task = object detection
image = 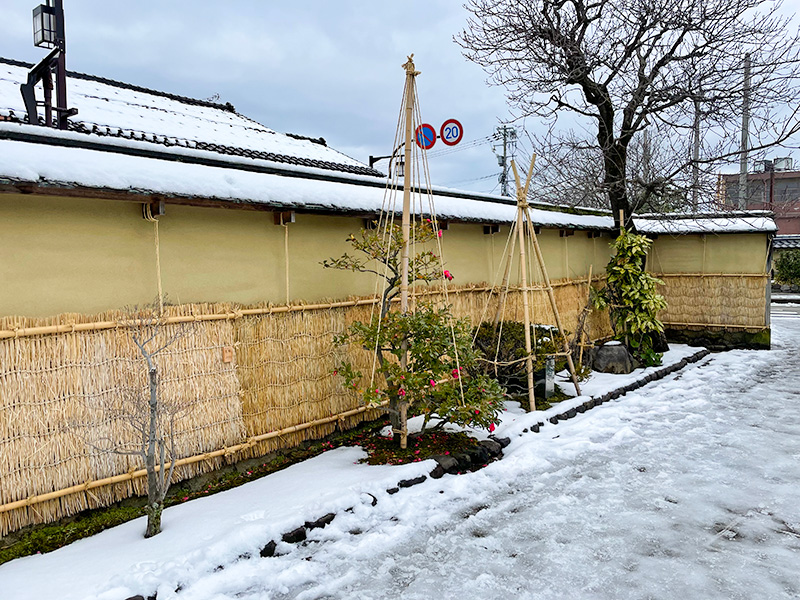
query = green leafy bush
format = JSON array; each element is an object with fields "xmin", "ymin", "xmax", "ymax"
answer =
[
  {"xmin": 774, "ymin": 249, "xmax": 800, "ymax": 285},
  {"xmin": 592, "ymin": 228, "xmax": 667, "ymax": 366},
  {"xmin": 335, "ymin": 304, "xmax": 505, "ymax": 433}
]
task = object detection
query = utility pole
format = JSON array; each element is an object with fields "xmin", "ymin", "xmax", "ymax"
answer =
[
  {"xmin": 494, "ymin": 126, "xmax": 517, "ymax": 197},
  {"xmin": 738, "ymin": 53, "xmax": 751, "ymax": 210}
]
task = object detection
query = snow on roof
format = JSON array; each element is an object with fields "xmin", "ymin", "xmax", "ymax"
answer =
[
  {"xmin": 0, "ymin": 137, "xmax": 778, "ymax": 234},
  {"xmin": 0, "ymin": 57, "xmax": 777, "ymax": 235},
  {"xmin": 0, "ymin": 137, "xmax": 608, "ymax": 228},
  {"xmin": 635, "ymin": 213, "xmax": 778, "ymax": 235},
  {"xmin": 0, "ymin": 57, "xmax": 379, "ymax": 177}
]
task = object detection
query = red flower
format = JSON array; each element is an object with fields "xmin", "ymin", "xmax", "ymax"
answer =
[
  {"xmin": 489, "ymin": 423, "xmax": 496, "ymax": 433},
  {"xmin": 443, "ymin": 270, "xmax": 454, "ymax": 281},
  {"xmin": 399, "ymin": 388, "xmax": 406, "ymax": 397},
  {"xmin": 430, "ymin": 379, "xmax": 436, "ymax": 387}
]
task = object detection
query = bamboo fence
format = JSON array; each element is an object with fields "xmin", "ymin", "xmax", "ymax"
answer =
[{"xmin": 0, "ymin": 273, "xmax": 764, "ymax": 535}]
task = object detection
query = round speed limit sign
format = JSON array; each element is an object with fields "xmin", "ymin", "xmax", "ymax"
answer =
[{"xmin": 440, "ymin": 119, "xmax": 463, "ymax": 146}]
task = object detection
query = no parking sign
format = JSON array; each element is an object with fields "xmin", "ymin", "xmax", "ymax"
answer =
[{"xmin": 415, "ymin": 123, "xmax": 436, "ymax": 150}]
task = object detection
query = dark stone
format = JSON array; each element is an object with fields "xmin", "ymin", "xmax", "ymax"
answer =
[
  {"xmin": 305, "ymin": 513, "xmax": 336, "ymax": 530},
  {"xmin": 148, "ymin": 595, "xmax": 157, "ymax": 600},
  {"xmin": 281, "ymin": 527, "xmax": 306, "ymax": 544},
  {"xmin": 650, "ymin": 329, "xmax": 670, "ymax": 353},
  {"xmin": 583, "ymin": 400, "xmax": 595, "ymax": 411},
  {"xmin": 479, "ymin": 439, "xmax": 503, "ymax": 457},
  {"xmin": 489, "ymin": 435, "xmax": 511, "ymax": 448},
  {"xmin": 466, "ymin": 445, "xmax": 491, "ymax": 466},
  {"xmin": 433, "ymin": 455, "xmax": 460, "ymax": 474},
  {"xmin": 125, "ymin": 596, "xmax": 145, "ymax": 600},
  {"xmin": 566, "ymin": 408, "xmax": 578, "ymax": 418},
  {"xmin": 430, "ymin": 464, "xmax": 445, "ymax": 479},
  {"xmin": 387, "ymin": 487, "xmax": 399, "ymax": 495},
  {"xmin": 549, "ymin": 416, "xmax": 559, "ymax": 425},
  {"xmin": 260, "ymin": 541, "xmax": 277, "ymax": 558},
  {"xmin": 452, "ymin": 452, "xmax": 473, "ymax": 472},
  {"xmin": 609, "ymin": 390, "xmax": 621, "ymax": 400},
  {"xmin": 398, "ymin": 475, "xmax": 427, "ymax": 488},
  {"xmin": 678, "ymin": 358, "xmax": 688, "ymax": 368},
  {"xmin": 557, "ymin": 412, "xmax": 569, "ymax": 421},
  {"xmin": 592, "ymin": 343, "xmax": 637, "ymax": 374},
  {"xmin": 531, "ymin": 423, "xmax": 541, "ymax": 433},
  {"xmin": 576, "ymin": 404, "xmax": 586, "ymax": 413}
]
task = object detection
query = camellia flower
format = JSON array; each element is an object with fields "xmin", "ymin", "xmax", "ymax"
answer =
[
  {"xmin": 437, "ymin": 230, "xmax": 443, "ymax": 238},
  {"xmin": 475, "ymin": 409, "xmax": 480, "ymax": 415},
  {"xmin": 398, "ymin": 388, "xmax": 406, "ymax": 397},
  {"xmin": 443, "ymin": 269, "xmax": 454, "ymax": 281},
  {"xmin": 452, "ymin": 369, "xmax": 459, "ymax": 379},
  {"xmin": 430, "ymin": 379, "xmax": 436, "ymax": 387},
  {"xmin": 489, "ymin": 423, "xmax": 496, "ymax": 433}
]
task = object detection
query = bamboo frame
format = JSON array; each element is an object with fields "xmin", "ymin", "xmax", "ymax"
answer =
[
  {"xmin": 0, "ymin": 402, "xmax": 387, "ymax": 515},
  {"xmin": 651, "ymin": 273, "xmax": 767, "ymax": 278},
  {"xmin": 661, "ymin": 321, "xmax": 768, "ymax": 330}
]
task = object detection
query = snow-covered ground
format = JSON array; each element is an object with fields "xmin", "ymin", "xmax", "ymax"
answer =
[{"xmin": 2, "ymin": 316, "xmax": 799, "ymax": 600}]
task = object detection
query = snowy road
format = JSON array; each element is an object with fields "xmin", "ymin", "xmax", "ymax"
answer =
[
  {"xmin": 2, "ymin": 317, "xmax": 799, "ymax": 599},
  {"xmin": 238, "ymin": 317, "xmax": 800, "ymax": 600}
]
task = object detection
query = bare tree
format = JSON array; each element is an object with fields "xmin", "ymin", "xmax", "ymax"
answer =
[
  {"xmin": 90, "ymin": 303, "xmax": 191, "ymax": 538},
  {"xmin": 459, "ymin": 0, "xmax": 800, "ymax": 227}
]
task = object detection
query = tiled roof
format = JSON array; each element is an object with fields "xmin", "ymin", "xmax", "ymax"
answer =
[
  {"xmin": 774, "ymin": 235, "xmax": 800, "ymax": 249},
  {"xmin": 0, "ymin": 57, "xmax": 382, "ymax": 178}
]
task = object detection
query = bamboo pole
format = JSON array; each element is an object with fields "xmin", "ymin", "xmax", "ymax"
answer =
[
  {"xmin": 525, "ymin": 204, "xmax": 582, "ymax": 396},
  {"xmin": 578, "ymin": 265, "xmax": 593, "ymax": 367},
  {"xmin": 492, "ymin": 219, "xmax": 519, "ymax": 329},
  {"xmin": 510, "ymin": 160, "xmax": 536, "ymax": 412},
  {"xmin": 661, "ymin": 321, "xmax": 768, "ymax": 330},
  {"xmin": 650, "ymin": 273, "xmax": 767, "ymax": 278},
  {"xmin": 0, "ymin": 282, "xmax": 605, "ymax": 341},
  {"xmin": 0, "ymin": 402, "xmax": 388, "ymax": 515},
  {"xmin": 397, "ymin": 55, "xmax": 419, "ymax": 451}
]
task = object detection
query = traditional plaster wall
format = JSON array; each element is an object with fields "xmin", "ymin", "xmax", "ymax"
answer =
[{"xmin": 0, "ymin": 195, "xmax": 617, "ymax": 318}]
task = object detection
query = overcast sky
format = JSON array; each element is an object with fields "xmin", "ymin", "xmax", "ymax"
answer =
[{"xmin": 1, "ymin": 1, "xmax": 530, "ymax": 194}]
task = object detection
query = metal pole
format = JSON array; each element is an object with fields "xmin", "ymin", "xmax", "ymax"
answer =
[{"xmin": 53, "ymin": 0, "xmax": 68, "ymax": 130}]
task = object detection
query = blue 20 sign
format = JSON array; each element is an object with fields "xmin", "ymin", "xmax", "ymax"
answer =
[{"xmin": 440, "ymin": 119, "xmax": 463, "ymax": 146}]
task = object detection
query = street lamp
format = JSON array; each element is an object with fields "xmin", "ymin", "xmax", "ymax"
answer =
[
  {"xmin": 22, "ymin": 0, "xmax": 75, "ymax": 129},
  {"xmin": 32, "ymin": 3, "xmax": 57, "ymax": 48},
  {"xmin": 369, "ymin": 143, "xmax": 405, "ymax": 178}
]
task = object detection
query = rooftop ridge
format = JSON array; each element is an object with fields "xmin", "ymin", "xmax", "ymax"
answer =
[{"xmin": 0, "ymin": 56, "xmax": 235, "ymax": 113}]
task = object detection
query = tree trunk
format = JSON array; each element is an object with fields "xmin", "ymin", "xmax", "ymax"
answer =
[
  {"xmin": 144, "ymin": 362, "xmax": 163, "ymax": 537},
  {"xmin": 144, "ymin": 501, "xmax": 163, "ymax": 538},
  {"xmin": 604, "ymin": 142, "xmax": 632, "ymax": 232}
]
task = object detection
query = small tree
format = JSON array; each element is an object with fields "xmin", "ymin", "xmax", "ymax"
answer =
[
  {"xmin": 335, "ymin": 304, "xmax": 505, "ymax": 434},
  {"xmin": 324, "ymin": 222, "xmax": 504, "ymax": 443},
  {"xmin": 592, "ymin": 229, "xmax": 668, "ymax": 366},
  {"xmin": 90, "ymin": 303, "xmax": 191, "ymax": 538}
]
